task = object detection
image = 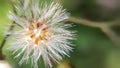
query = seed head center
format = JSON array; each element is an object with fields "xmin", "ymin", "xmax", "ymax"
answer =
[{"xmin": 26, "ymin": 22, "xmax": 51, "ymax": 46}]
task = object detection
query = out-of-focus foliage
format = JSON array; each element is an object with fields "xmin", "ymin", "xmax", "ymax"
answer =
[
  {"xmin": 0, "ymin": 0, "xmax": 120, "ymax": 68},
  {"xmin": 0, "ymin": 0, "xmax": 11, "ymax": 45}
]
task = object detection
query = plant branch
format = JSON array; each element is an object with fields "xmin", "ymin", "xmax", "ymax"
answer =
[
  {"xmin": 68, "ymin": 17, "xmax": 120, "ymax": 28},
  {"xmin": 68, "ymin": 17, "xmax": 120, "ymax": 46},
  {"xmin": 101, "ymin": 26, "xmax": 120, "ymax": 47},
  {"xmin": 68, "ymin": 17, "xmax": 105, "ymax": 28}
]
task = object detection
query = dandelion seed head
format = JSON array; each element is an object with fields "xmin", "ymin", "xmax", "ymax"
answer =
[{"xmin": 8, "ymin": 0, "xmax": 75, "ymax": 68}]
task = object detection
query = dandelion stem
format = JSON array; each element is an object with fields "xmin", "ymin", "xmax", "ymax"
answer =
[{"xmin": 0, "ymin": 21, "xmax": 16, "ymax": 60}]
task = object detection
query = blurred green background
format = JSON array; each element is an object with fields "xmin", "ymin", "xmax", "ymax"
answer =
[{"xmin": 0, "ymin": 0, "xmax": 120, "ymax": 68}]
